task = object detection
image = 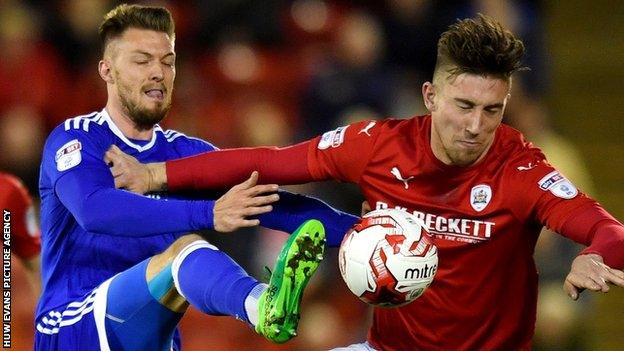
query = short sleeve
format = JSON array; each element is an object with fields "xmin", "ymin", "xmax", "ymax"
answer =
[{"xmin": 307, "ymin": 120, "xmax": 381, "ymax": 183}]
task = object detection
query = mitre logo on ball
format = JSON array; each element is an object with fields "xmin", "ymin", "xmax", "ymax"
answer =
[{"xmin": 339, "ymin": 208, "xmax": 438, "ymax": 307}]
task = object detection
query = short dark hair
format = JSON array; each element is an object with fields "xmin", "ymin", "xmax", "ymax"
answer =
[
  {"xmin": 99, "ymin": 4, "xmax": 175, "ymax": 53},
  {"xmin": 434, "ymin": 14, "xmax": 525, "ymax": 81}
]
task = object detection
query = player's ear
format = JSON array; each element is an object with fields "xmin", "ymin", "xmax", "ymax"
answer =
[
  {"xmin": 98, "ymin": 59, "xmax": 114, "ymax": 84},
  {"xmin": 422, "ymin": 82, "xmax": 437, "ymax": 112}
]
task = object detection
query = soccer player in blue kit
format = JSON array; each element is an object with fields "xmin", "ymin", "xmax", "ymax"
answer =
[{"xmin": 35, "ymin": 4, "xmax": 357, "ymax": 350}]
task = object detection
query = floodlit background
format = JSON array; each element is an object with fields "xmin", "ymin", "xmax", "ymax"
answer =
[{"xmin": 2, "ymin": 0, "xmax": 622, "ymax": 350}]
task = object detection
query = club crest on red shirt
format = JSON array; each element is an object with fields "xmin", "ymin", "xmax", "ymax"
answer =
[{"xmin": 470, "ymin": 184, "xmax": 492, "ymax": 212}]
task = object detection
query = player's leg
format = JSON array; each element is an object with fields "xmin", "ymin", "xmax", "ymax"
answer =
[
  {"xmin": 101, "ymin": 219, "xmax": 326, "ymax": 348},
  {"xmin": 95, "ymin": 233, "xmax": 254, "ymax": 350},
  {"xmin": 101, "ymin": 257, "xmax": 185, "ymax": 351},
  {"xmin": 101, "ymin": 233, "xmax": 264, "ymax": 350},
  {"xmin": 35, "ymin": 254, "xmax": 186, "ymax": 351},
  {"xmin": 172, "ymin": 220, "xmax": 327, "ymax": 343},
  {"xmin": 254, "ymin": 219, "xmax": 326, "ymax": 343}
]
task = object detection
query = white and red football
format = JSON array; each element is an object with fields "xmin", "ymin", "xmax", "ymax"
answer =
[{"xmin": 338, "ymin": 208, "xmax": 438, "ymax": 307}]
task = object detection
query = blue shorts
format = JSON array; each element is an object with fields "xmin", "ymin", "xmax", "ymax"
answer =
[{"xmin": 35, "ymin": 259, "xmax": 183, "ymax": 350}]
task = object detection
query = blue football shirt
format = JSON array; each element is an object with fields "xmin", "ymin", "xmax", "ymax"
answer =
[{"xmin": 37, "ymin": 108, "xmax": 357, "ymax": 322}]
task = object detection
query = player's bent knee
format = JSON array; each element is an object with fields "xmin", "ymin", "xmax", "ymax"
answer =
[
  {"xmin": 169, "ymin": 237, "xmax": 218, "ymax": 299},
  {"xmin": 169, "ymin": 233, "xmax": 206, "ymax": 252},
  {"xmin": 144, "ymin": 234, "xmax": 217, "ymax": 312},
  {"xmin": 165, "ymin": 233, "xmax": 207, "ymax": 259}
]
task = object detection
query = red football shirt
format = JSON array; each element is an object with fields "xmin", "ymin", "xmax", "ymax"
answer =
[
  {"xmin": 307, "ymin": 116, "xmax": 598, "ymax": 351},
  {"xmin": 0, "ymin": 172, "xmax": 41, "ymax": 260}
]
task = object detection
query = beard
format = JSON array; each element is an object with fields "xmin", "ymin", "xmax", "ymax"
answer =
[
  {"xmin": 119, "ymin": 91, "xmax": 171, "ymax": 130},
  {"xmin": 115, "ymin": 75, "xmax": 172, "ymax": 130}
]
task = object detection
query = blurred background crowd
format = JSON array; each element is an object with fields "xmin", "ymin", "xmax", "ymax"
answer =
[{"xmin": 1, "ymin": 0, "xmax": 623, "ymax": 350}]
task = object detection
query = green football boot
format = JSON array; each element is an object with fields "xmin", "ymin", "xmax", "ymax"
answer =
[{"xmin": 255, "ymin": 219, "xmax": 326, "ymax": 343}]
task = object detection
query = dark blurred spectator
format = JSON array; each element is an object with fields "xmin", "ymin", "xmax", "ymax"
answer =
[
  {"xmin": 40, "ymin": 0, "xmax": 110, "ymax": 68},
  {"xmin": 299, "ymin": 10, "xmax": 395, "ymax": 138},
  {"xmin": 0, "ymin": 106, "xmax": 46, "ymax": 189},
  {"xmin": 193, "ymin": 0, "xmax": 284, "ymax": 50},
  {"xmin": 0, "ymin": 1, "xmax": 69, "ymax": 131},
  {"xmin": 381, "ymin": 0, "xmax": 472, "ymax": 74},
  {"xmin": 237, "ymin": 97, "xmax": 294, "ymax": 147},
  {"xmin": 190, "ymin": 39, "xmax": 304, "ymax": 147},
  {"xmin": 37, "ymin": 0, "xmax": 109, "ymax": 118}
]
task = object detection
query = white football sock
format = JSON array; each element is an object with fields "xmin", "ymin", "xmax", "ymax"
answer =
[{"xmin": 244, "ymin": 283, "xmax": 268, "ymax": 326}]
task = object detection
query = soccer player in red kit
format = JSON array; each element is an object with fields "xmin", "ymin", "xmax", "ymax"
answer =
[
  {"xmin": 105, "ymin": 15, "xmax": 624, "ymax": 350},
  {"xmin": 0, "ymin": 172, "xmax": 41, "ymax": 293}
]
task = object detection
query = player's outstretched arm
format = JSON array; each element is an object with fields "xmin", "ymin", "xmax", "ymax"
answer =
[
  {"xmin": 104, "ymin": 147, "xmax": 357, "ymax": 242},
  {"xmin": 564, "ymin": 253, "xmax": 624, "ymax": 300},
  {"xmin": 538, "ymin": 197, "xmax": 624, "ymax": 300},
  {"xmin": 57, "ymin": 164, "xmax": 278, "ymax": 236},
  {"xmin": 105, "ymin": 141, "xmax": 314, "ymax": 193}
]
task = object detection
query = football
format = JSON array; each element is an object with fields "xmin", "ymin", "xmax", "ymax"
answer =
[{"xmin": 338, "ymin": 208, "xmax": 438, "ymax": 307}]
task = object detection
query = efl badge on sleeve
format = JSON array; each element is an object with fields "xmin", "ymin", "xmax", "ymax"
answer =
[
  {"xmin": 538, "ymin": 171, "xmax": 578, "ymax": 199},
  {"xmin": 470, "ymin": 184, "xmax": 492, "ymax": 212},
  {"xmin": 55, "ymin": 139, "xmax": 82, "ymax": 171},
  {"xmin": 318, "ymin": 126, "xmax": 349, "ymax": 150}
]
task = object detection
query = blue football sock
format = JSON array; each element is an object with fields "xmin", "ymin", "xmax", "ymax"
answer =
[
  {"xmin": 105, "ymin": 259, "xmax": 183, "ymax": 351},
  {"xmin": 171, "ymin": 240, "xmax": 260, "ymax": 323}
]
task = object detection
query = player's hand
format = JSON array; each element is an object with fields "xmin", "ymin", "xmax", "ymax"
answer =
[
  {"xmin": 361, "ymin": 201, "xmax": 372, "ymax": 216},
  {"xmin": 104, "ymin": 145, "xmax": 165, "ymax": 194},
  {"xmin": 214, "ymin": 171, "xmax": 279, "ymax": 232},
  {"xmin": 563, "ymin": 253, "xmax": 624, "ymax": 300}
]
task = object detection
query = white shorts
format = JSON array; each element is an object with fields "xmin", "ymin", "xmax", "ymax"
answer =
[{"xmin": 330, "ymin": 341, "xmax": 377, "ymax": 351}]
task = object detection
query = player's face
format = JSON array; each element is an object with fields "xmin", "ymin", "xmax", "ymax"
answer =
[
  {"xmin": 109, "ymin": 28, "xmax": 176, "ymax": 128},
  {"xmin": 423, "ymin": 73, "xmax": 510, "ymax": 166}
]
